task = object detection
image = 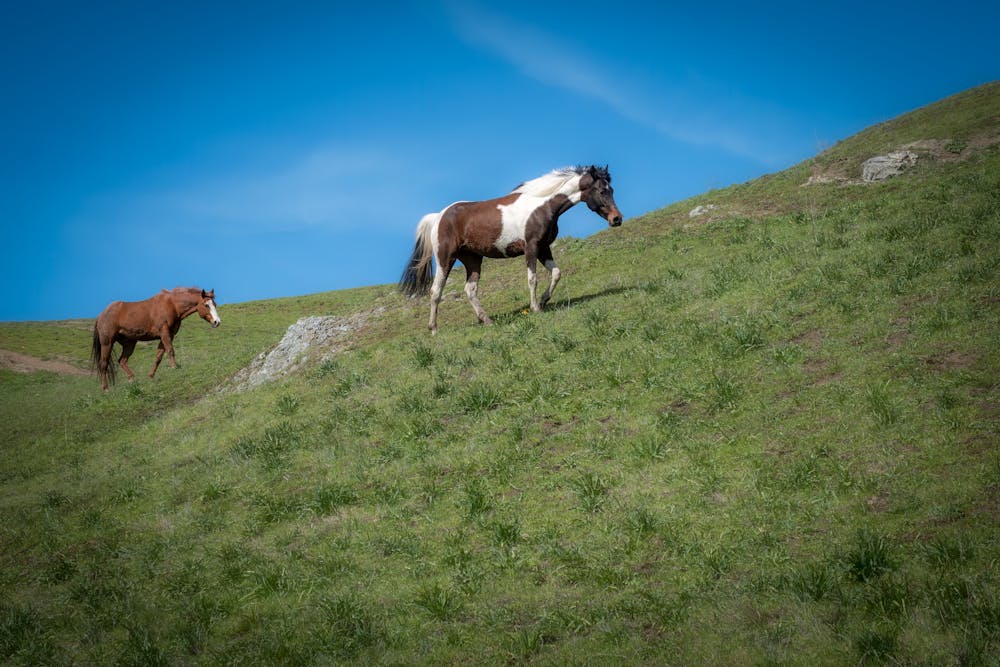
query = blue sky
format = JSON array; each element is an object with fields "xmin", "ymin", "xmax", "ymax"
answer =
[{"xmin": 2, "ymin": 1, "xmax": 997, "ymax": 321}]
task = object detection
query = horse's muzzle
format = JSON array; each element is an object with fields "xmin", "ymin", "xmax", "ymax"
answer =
[
  {"xmin": 609, "ymin": 215, "xmax": 623, "ymax": 227},
  {"xmin": 212, "ymin": 321, "xmax": 221, "ymax": 328}
]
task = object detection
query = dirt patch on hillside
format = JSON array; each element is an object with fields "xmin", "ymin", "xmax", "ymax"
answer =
[
  {"xmin": 901, "ymin": 130, "xmax": 1000, "ymax": 161},
  {"xmin": 0, "ymin": 349, "xmax": 89, "ymax": 376}
]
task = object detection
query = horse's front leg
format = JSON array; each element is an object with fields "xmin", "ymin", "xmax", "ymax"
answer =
[
  {"xmin": 526, "ymin": 249, "xmax": 542, "ymax": 312},
  {"xmin": 538, "ymin": 245, "xmax": 561, "ymax": 309},
  {"xmin": 149, "ymin": 340, "xmax": 166, "ymax": 378},
  {"xmin": 164, "ymin": 329, "xmax": 180, "ymax": 368},
  {"xmin": 150, "ymin": 331, "xmax": 177, "ymax": 378}
]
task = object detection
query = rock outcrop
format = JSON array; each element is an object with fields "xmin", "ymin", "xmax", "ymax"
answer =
[
  {"xmin": 861, "ymin": 151, "xmax": 919, "ymax": 182},
  {"xmin": 230, "ymin": 310, "xmax": 377, "ymax": 391}
]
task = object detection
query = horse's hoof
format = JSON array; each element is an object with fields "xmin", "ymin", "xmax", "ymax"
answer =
[{"xmin": 481, "ymin": 317, "xmax": 494, "ymax": 326}]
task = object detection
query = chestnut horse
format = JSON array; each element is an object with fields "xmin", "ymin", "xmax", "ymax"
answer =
[
  {"xmin": 400, "ymin": 165, "xmax": 623, "ymax": 333},
  {"xmin": 91, "ymin": 287, "xmax": 221, "ymax": 391}
]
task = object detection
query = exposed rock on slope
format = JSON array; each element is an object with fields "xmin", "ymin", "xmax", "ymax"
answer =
[
  {"xmin": 861, "ymin": 150, "xmax": 919, "ymax": 181},
  {"xmin": 230, "ymin": 310, "xmax": 378, "ymax": 391}
]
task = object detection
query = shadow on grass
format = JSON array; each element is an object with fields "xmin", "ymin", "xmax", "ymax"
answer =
[{"xmin": 492, "ymin": 285, "xmax": 633, "ymax": 322}]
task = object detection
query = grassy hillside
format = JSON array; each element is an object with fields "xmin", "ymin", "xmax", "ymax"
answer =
[{"xmin": 2, "ymin": 83, "xmax": 998, "ymax": 665}]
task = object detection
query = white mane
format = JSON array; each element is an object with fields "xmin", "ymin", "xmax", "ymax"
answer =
[{"xmin": 512, "ymin": 167, "xmax": 583, "ymax": 198}]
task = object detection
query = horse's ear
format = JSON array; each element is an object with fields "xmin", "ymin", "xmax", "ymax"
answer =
[{"xmin": 201, "ymin": 289, "xmax": 208, "ymax": 298}]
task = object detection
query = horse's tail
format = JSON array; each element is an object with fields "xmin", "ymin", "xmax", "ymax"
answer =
[
  {"xmin": 91, "ymin": 321, "xmax": 116, "ymax": 385},
  {"xmin": 399, "ymin": 212, "xmax": 439, "ymax": 297}
]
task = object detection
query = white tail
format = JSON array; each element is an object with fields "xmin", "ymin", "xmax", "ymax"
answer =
[{"xmin": 399, "ymin": 212, "xmax": 441, "ymax": 296}]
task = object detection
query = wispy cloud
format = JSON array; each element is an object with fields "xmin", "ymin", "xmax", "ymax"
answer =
[
  {"xmin": 82, "ymin": 144, "xmax": 430, "ymax": 240},
  {"xmin": 446, "ymin": 3, "xmax": 795, "ymax": 166},
  {"xmin": 162, "ymin": 146, "xmax": 414, "ymax": 231}
]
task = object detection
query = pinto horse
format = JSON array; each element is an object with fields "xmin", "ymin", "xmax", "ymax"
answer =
[
  {"xmin": 91, "ymin": 287, "xmax": 221, "ymax": 391},
  {"xmin": 400, "ymin": 165, "xmax": 623, "ymax": 333}
]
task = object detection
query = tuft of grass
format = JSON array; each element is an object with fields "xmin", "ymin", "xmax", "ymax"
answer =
[
  {"xmin": 706, "ymin": 370, "xmax": 742, "ymax": 413},
  {"xmin": 923, "ymin": 534, "xmax": 976, "ymax": 569},
  {"xmin": 0, "ymin": 604, "xmax": 48, "ymax": 662},
  {"xmin": 414, "ymin": 582, "xmax": 462, "ymax": 620},
  {"xmin": 412, "ymin": 342, "xmax": 435, "ymax": 368},
  {"xmin": 630, "ymin": 434, "xmax": 670, "ymax": 462},
  {"xmin": 791, "ymin": 561, "xmax": 840, "ymax": 602},
  {"xmin": 457, "ymin": 384, "xmax": 503, "ymax": 413},
  {"xmin": 845, "ymin": 528, "xmax": 896, "ymax": 583},
  {"xmin": 623, "ymin": 506, "xmax": 659, "ymax": 539},
  {"xmin": 864, "ymin": 381, "xmax": 901, "ymax": 426},
  {"xmin": 230, "ymin": 421, "xmax": 302, "ymax": 469},
  {"xmin": 854, "ymin": 624, "xmax": 899, "ymax": 665},
  {"xmin": 460, "ymin": 478, "xmax": 493, "ymax": 522},
  {"xmin": 312, "ymin": 482, "xmax": 360, "ymax": 514},
  {"xmin": 570, "ymin": 472, "xmax": 610, "ymax": 513},
  {"xmin": 275, "ymin": 393, "xmax": 300, "ymax": 416},
  {"xmin": 488, "ymin": 518, "xmax": 522, "ymax": 548},
  {"xmin": 313, "ymin": 594, "xmax": 382, "ymax": 659}
]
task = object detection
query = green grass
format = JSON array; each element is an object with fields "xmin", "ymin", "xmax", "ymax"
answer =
[{"xmin": 2, "ymin": 83, "xmax": 999, "ymax": 664}]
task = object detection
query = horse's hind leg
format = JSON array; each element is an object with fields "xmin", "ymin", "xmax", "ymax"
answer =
[
  {"xmin": 460, "ymin": 253, "xmax": 492, "ymax": 325},
  {"xmin": 118, "ymin": 339, "xmax": 138, "ymax": 382},
  {"xmin": 428, "ymin": 253, "xmax": 455, "ymax": 335},
  {"xmin": 99, "ymin": 343, "xmax": 113, "ymax": 391}
]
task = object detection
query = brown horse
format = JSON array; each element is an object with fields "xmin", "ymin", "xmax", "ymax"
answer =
[
  {"xmin": 399, "ymin": 165, "xmax": 623, "ymax": 333},
  {"xmin": 91, "ymin": 287, "xmax": 221, "ymax": 391}
]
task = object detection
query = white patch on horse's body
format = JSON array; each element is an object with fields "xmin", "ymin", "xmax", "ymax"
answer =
[{"xmin": 495, "ymin": 171, "xmax": 583, "ymax": 256}]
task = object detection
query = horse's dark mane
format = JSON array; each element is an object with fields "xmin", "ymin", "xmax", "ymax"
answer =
[
  {"xmin": 512, "ymin": 164, "xmax": 611, "ymax": 193},
  {"xmin": 555, "ymin": 165, "xmax": 612, "ymax": 182},
  {"xmin": 575, "ymin": 164, "xmax": 611, "ymax": 184}
]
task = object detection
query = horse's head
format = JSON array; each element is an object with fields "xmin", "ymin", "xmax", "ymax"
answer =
[
  {"xmin": 197, "ymin": 289, "xmax": 222, "ymax": 328},
  {"xmin": 580, "ymin": 165, "xmax": 623, "ymax": 227}
]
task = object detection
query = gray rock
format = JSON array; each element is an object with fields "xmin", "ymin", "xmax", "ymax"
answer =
[
  {"xmin": 689, "ymin": 204, "xmax": 718, "ymax": 218},
  {"xmin": 862, "ymin": 151, "xmax": 918, "ymax": 182},
  {"xmin": 230, "ymin": 311, "xmax": 376, "ymax": 391}
]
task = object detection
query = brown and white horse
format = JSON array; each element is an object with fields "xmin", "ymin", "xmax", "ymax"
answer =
[
  {"xmin": 400, "ymin": 165, "xmax": 623, "ymax": 333},
  {"xmin": 91, "ymin": 287, "xmax": 221, "ymax": 391}
]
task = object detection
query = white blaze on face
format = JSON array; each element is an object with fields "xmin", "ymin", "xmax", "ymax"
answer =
[
  {"xmin": 206, "ymin": 299, "xmax": 221, "ymax": 326},
  {"xmin": 495, "ymin": 173, "xmax": 582, "ymax": 256}
]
